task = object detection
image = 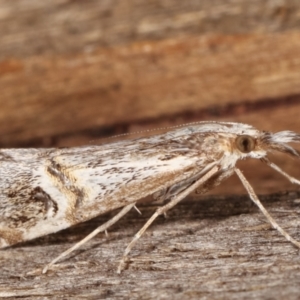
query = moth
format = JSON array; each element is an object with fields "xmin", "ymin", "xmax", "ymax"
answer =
[{"xmin": 0, "ymin": 121, "xmax": 300, "ymax": 274}]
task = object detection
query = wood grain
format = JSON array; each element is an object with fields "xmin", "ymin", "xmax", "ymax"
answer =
[
  {"xmin": 1, "ymin": 1, "xmax": 300, "ymax": 299},
  {"xmin": 1, "ymin": 192, "xmax": 300, "ymax": 299},
  {"xmin": 0, "ymin": 0, "xmax": 300, "ymax": 145},
  {"xmin": 1, "ymin": 32, "xmax": 300, "ymax": 145}
]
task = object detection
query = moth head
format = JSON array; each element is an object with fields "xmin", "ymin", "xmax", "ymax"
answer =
[{"xmin": 234, "ymin": 131, "xmax": 300, "ymax": 159}]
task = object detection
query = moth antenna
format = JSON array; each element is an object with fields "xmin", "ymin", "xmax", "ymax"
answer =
[
  {"xmin": 261, "ymin": 157, "xmax": 300, "ymax": 186},
  {"xmin": 235, "ymin": 168, "xmax": 300, "ymax": 249}
]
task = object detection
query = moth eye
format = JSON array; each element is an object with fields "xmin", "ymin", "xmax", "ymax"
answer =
[{"xmin": 235, "ymin": 135, "xmax": 255, "ymax": 153}]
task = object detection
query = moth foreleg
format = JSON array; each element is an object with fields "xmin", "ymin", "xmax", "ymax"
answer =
[
  {"xmin": 42, "ymin": 203, "xmax": 136, "ymax": 274},
  {"xmin": 117, "ymin": 165, "xmax": 219, "ymax": 273},
  {"xmin": 235, "ymin": 167, "xmax": 300, "ymax": 249},
  {"xmin": 261, "ymin": 157, "xmax": 300, "ymax": 185}
]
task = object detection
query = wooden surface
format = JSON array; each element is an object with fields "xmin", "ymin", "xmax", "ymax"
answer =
[
  {"xmin": 0, "ymin": 0, "xmax": 300, "ymax": 145},
  {"xmin": 1, "ymin": 0, "xmax": 300, "ymax": 299},
  {"xmin": 1, "ymin": 32, "xmax": 300, "ymax": 145},
  {"xmin": 1, "ymin": 192, "xmax": 300, "ymax": 299}
]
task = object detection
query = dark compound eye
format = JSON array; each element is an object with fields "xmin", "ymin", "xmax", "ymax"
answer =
[{"xmin": 235, "ymin": 135, "xmax": 256, "ymax": 153}]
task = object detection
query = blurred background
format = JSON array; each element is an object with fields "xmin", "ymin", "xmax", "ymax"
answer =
[{"xmin": 1, "ymin": 0, "xmax": 300, "ymax": 194}]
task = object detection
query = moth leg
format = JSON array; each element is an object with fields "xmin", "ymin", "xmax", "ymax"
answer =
[
  {"xmin": 42, "ymin": 203, "xmax": 136, "ymax": 274},
  {"xmin": 261, "ymin": 157, "xmax": 300, "ymax": 185},
  {"xmin": 117, "ymin": 165, "xmax": 219, "ymax": 273},
  {"xmin": 134, "ymin": 205, "xmax": 142, "ymax": 215},
  {"xmin": 235, "ymin": 168, "xmax": 300, "ymax": 248},
  {"xmin": 153, "ymin": 162, "xmax": 220, "ymax": 203}
]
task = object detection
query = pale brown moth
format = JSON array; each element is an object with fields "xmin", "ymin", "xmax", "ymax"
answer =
[{"xmin": 0, "ymin": 121, "xmax": 299, "ymax": 274}]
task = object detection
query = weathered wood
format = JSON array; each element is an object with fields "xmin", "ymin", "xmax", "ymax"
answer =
[
  {"xmin": 1, "ymin": 0, "xmax": 299, "ymax": 58},
  {"xmin": 1, "ymin": 192, "xmax": 300, "ymax": 299},
  {"xmin": 1, "ymin": 32, "xmax": 300, "ymax": 146},
  {"xmin": 1, "ymin": 1, "xmax": 300, "ymax": 299},
  {"xmin": 1, "ymin": 1, "xmax": 300, "ymax": 145}
]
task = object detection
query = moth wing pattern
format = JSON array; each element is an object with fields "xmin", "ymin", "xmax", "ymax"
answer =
[{"xmin": 0, "ymin": 125, "xmax": 221, "ymax": 247}]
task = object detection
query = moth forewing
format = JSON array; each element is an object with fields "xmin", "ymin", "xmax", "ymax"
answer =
[
  {"xmin": 0, "ymin": 143, "xmax": 202, "ymax": 248},
  {"xmin": 1, "ymin": 121, "xmax": 300, "ymax": 274}
]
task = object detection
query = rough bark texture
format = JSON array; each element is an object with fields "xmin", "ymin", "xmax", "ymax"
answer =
[
  {"xmin": 1, "ymin": 192, "xmax": 300, "ymax": 299},
  {"xmin": 1, "ymin": 0, "xmax": 300, "ymax": 299}
]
